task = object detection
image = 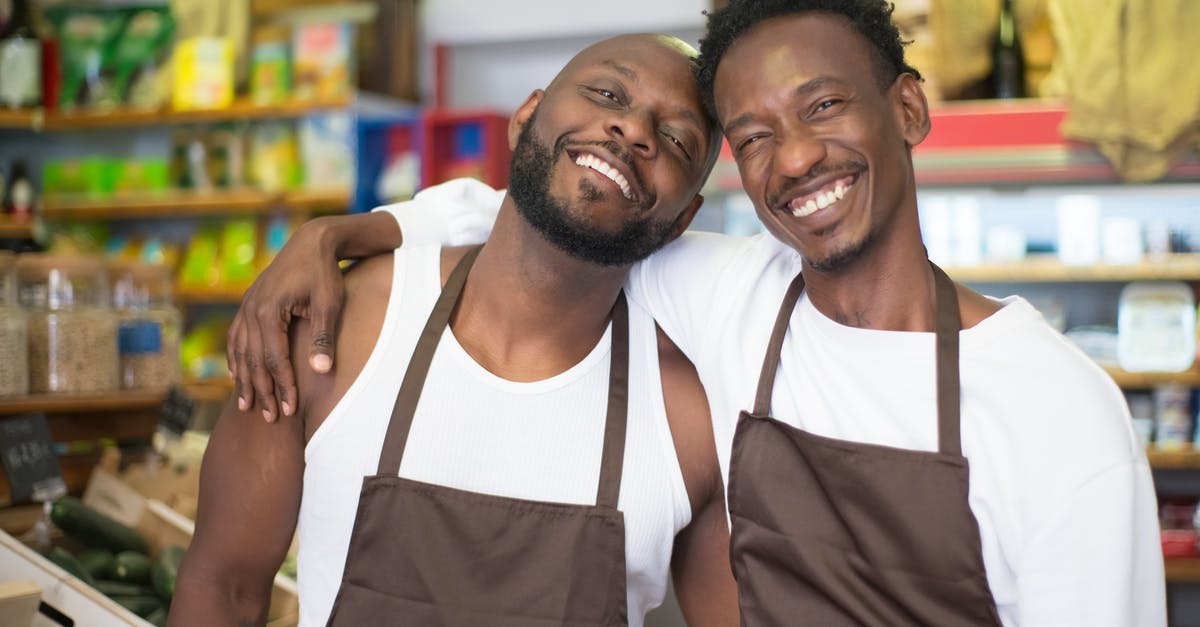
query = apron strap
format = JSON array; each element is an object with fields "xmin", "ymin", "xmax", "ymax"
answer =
[
  {"xmin": 378, "ymin": 246, "xmax": 482, "ymax": 476},
  {"xmin": 931, "ymin": 262, "xmax": 963, "ymax": 457},
  {"xmin": 752, "ymin": 272, "xmax": 807, "ymax": 417},
  {"xmin": 595, "ymin": 292, "xmax": 629, "ymax": 510}
]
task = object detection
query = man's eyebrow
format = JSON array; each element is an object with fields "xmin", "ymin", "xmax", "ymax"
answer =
[
  {"xmin": 601, "ymin": 59, "xmax": 638, "ymax": 81},
  {"xmin": 721, "ymin": 76, "xmax": 848, "ymax": 135}
]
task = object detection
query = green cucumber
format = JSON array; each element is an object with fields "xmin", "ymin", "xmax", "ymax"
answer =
[
  {"xmin": 113, "ymin": 551, "xmax": 151, "ymax": 583},
  {"xmin": 94, "ymin": 579, "xmax": 154, "ymax": 597},
  {"xmin": 48, "ymin": 546, "xmax": 96, "ymax": 586},
  {"xmin": 110, "ymin": 594, "xmax": 164, "ymax": 618},
  {"xmin": 145, "ymin": 607, "xmax": 169, "ymax": 626},
  {"xmin": 50, "ymin": 497, "xmax": 148, "ymax": 554},
  {"xmin": 76, "ymin": 547, "xmax": 116, "ymax": 579},
  {"xmin": 151, "ymin": 545, "xmax": 184, "ymax": 601}
]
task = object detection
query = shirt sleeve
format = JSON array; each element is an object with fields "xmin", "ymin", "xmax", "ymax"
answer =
[
  {"xmin": 374, "ymin": 178, "xmax": 505, "ymax": 247},
  {"xmin": 1014, "ymin": 460, "xmax": 1166, "ymax": 626},
  {"xmin": 625, "ymin": 231, "xmax": 755, "ymax": 361}
]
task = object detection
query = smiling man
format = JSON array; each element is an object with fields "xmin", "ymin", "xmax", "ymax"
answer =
[
  {"xmin": 172, "ymin": 34, "xmax": 738, "ymax": 627},
  {"xmin": 228, "ymin": 1, "xmax": 1164, "ymax": 625}
]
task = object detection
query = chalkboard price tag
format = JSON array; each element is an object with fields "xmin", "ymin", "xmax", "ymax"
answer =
[
  {"xmin": 158, "ymin": 386, "xmax": 195, "ymax": 437},
  {"xmin": 0, "ymin": 413, "xmax": 67, "ymax": 503}
]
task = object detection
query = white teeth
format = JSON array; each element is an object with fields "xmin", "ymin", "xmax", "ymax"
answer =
[
  {"xmin": 816, "ymin": 193, "xmax": 830, "ymax": 210},
  {"xmin": 574, "ymin": 154, "xmax": 633, "ymax": 200},
  {"xmin": 835, "ymin": 183, "xmax": 846, "ymax": 200}
]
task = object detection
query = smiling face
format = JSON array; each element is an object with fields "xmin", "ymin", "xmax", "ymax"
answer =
[
  {"xmin": 713, "ymin": 13, "xmax": 929, "ymax": 272},
  {"xmin": 506, "ymin": 35, "xmax": 720, "ymax": 266}
]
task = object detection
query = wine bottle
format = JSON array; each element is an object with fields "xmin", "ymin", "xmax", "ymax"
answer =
[
  {"xmin": 0, "ymin": 0, "xmax": 42, "ymax": 108},
  {"xmin": 990, "ymin": 0, "xmax": 1026, "ymax": 99}
]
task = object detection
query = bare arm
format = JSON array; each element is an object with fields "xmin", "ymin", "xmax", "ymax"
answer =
[
  {"xmin": 227, "ymin": 211, "xmax": 401, "ymax": 422},
  {"xmin": 170, "ymin": 381, "xmax": 308, "ymax": 625},
  {"xmin": 657, "ymin": 327, "xmax": 740, "ymax": 627}
]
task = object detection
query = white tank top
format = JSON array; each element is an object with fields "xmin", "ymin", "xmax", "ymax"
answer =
[{"xmin": 296, "ymin": 245, "xmax": 692, "ymax": 627}]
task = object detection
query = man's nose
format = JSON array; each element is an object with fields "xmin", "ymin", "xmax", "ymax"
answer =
[
  {"xmin": 773, "ymin": 128, "xmax": 827, "ymax": 179},
  {"xmin": 607, "ymin": 110, "xmax": 656, "ymax": 159}
]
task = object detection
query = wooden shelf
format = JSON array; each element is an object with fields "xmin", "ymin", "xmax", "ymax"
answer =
[
  {"xmin": 182, "ymin": 378, "xmax": 234, "ymax": 403},
  {"xmin": 0, "ymin": 216, "xmax": 34, "ymax": 239},
  {"xmin": 176, "ymin": 286, "xmax": 247, "ymax": 306},
  {"xmin": 1147, "ymin": 448, "xmax": 1200, "ymax": 470},
  {"xmin": 1166, "ymin": 557, "xmax": 1200, "ymax": 582},
  {"xmin": 0, "ymin": 97, "xmax": 351, "ymax": 131},
  {"xmin": 1105, "ymin": 367, "xmax": 1200, "ymax": 389},
  {"xmin": 41, "ymin": 188, "xmax": 349, "ymax": 220},
  {"xmin": 943, "ymin": 254, "xmax": 1200, "ymax": 283},
  {"xmin": 0, "ymin": 390, "xmax": 165, "ymax": 415}
]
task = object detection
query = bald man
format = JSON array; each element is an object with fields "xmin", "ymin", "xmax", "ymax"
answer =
[{"xmin": 171, "ymin": 34, "xmax": 737, "ymax": 627}]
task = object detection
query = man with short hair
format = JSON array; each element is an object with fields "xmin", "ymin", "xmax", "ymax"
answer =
[
  {"xmin": 231, "ymin": 1, "xmax": 1165, "ymax": 624},
  {"xmin": 173, "ymin": 34, "xmax": 739, "ymax": 627}
]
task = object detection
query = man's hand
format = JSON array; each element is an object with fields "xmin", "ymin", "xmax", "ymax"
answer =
[{"xmin": 227, "ymin": 212, "xmax": 401, "ymax": 421}]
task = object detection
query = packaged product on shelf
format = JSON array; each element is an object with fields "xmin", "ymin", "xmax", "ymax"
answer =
[
  {"xmin": 2, "ymin": 161, "xmax": 35, "ymax": 219},
  {"xmin": 42, "ymin": 157, "xmax": 114, "ymax": 199},
  {"xmin": 299, "ymin": 113, "xmax": 353, "ymax": 190},
  {"xmin": 180, "ymin": 316, "xmax": 231, "ymax": 380},
  {"xmin": 247, "ymin": 121, "xmax": 300, "ymax": 191},
  {"xmin": 171, "ymin": 37, "xmax": 233, "ymax": 111},
  {"xmin": 47, "ymin": 6, "xmax": 124, "ymax": 110},
  {"xmin": 16, "ymin": 254, "xmax": 119, "ymax": 394},
  {"xmin": 1117, "ymin": 281, "xmax": 1197, "ymax": 372},
  {"xmin": 110, "ymin": 261, "xmax": 181, "ymax": 391},
  {"xmin": 292, "ymin": 21, "xmax": 352, "ymax": 101},
  {"xmin": 204, "ymin": 123, "xmax": 246, "ymax": 189},
  {"xmin": 0, "ymin": 251, "xmax": 29, "ymax": 397},
  {"xmin": 170, "ymin": 126, "xmax": 213, "ymax": 190},
  {"xmin": 108, "ymin": 6, "xmax": 174, "ymax": 109},
  {"xmin": 250, "ymin": 24, "xmax": 290, "ymax": 105},
  {"xmin": 219, "ymin": 218, "xmax": 258, "ymax": 290},
  {"xmin": 177, "ymin": 224, "xmax": 220, "ymax": 289},
  {"xmin": 1155, "ymin": 384, "xmax": 1193, "ymax": 451},
  {"xmin": 0, "ymin": 0, "xmax": 42, "ymax": 108}
]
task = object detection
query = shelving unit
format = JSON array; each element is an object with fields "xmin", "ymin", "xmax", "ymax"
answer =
[
  {"xmin": 40, "ymin": 188, "xmax": 350, "ymax": 220},
  {"xmin": 176, "ymin": 286, "xmax": 248, "ymax": 306},
  {"xmin": 943, "ymin": 254, "xmax": 1200, "ymax": 283},
  {"xmin": 0, "ymin": 391, "xmax": 166, "ymax": 415},
  {"xmin": 0, "ymin": 97, "xmax": 352, "ymax": 132},
  {"xmin": 0, "ymin": 216, "xmax": 34, "ymax": 239}
]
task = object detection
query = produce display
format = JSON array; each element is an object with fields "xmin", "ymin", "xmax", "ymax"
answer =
[{"xmin": 46, "ymin": 496, "xmax": 181, "ymax": 625}]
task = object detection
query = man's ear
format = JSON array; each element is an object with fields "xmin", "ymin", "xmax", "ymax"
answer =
[
  {"xmin": 892, "ymin": 73, "xmax": 931, "ymax": 148},
  {"xmin": 666, "ymin": 194, "xmax": 705, "ymax": 242},
  {"xmin": 508, "ymin": 90, "xmax": 545, "ymax": 150}
]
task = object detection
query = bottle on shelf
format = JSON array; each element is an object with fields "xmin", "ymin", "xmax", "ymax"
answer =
[
  {"xmin": 4, "ymin": 160, "xmax": 35, "ymax": 219},
  {"xmin": 990, "ymin": 0, "xmax": 1026, "ymax": 99},
  {"xmin": 0, "ymin": 0, "xmax": 42, "ymax": 109}
]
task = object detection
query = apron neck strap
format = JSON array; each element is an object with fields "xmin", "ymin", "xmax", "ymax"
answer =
[
  {"xmin": 752, "ymin": 272, "xmax": 806, "ymax": 417},
  {"xmin": 595, "ymin": 292, "xmax": 629, "ymax": 510},
  {"xmin": 751, "ymin": 264, "xmax": 964, "ymax": 456},
  {"xmin": 377, "ymin": 246, "xmax": 481, "ymax": 476},
  {"xmin": 931, "ymin": 262, "xmax": 963, "ymax": 457},
  {"xmin": 376, "ymin": 247, "xmax": 631, "ymax": 509}
]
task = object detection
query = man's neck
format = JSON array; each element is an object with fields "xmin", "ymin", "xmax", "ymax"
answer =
[
  {"xmin": 450, "ymin": 197, "xmax": 629, "ymax": 381},
  {"xmin": 801, "ymin": 225, "xmax": 938, "ymax": 333}
]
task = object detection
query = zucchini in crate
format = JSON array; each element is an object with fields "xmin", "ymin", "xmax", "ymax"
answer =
[
  {"xmin": 48, "ymin": 546, "xmax": 96, "ymax": 586},
  {"xmin": 76, "ymin": 547, "xmax": 116, "ymax": 579},
  {"xmin": 50, "ymin": 496, "xmax": 149, "ymax": 554},
  {"xmin": 151, "ymin": 544, "xmax": 185, "ymax": 601},
  {"xmin": 110, "ymin": 594, "xmax": 164, "ymax": 618},
  {"xmin": 113, "ymin": 551, "xmax": 152, "ymax": 584}
]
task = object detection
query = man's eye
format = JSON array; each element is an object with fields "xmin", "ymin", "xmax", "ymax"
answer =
[
  {"xmin": 665, "ymin": 133, "xmax": 691, "ymax": 160},
  {"xmin": 593, "ymin": 88, "xmax": 619, "ymax": 101},
  {"xmin": 815, "ymin": 98, "xmax": 841, "ymax": 112},
  {"xmin": 738, "ymin": 135, "xmax": 764, "ymax": 151}
]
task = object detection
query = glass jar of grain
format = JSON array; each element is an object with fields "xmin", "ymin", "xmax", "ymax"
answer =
[
  {"xmin": 0, "ymin": 251, "xmax": 29, "ymax": 397},
  {"xmin": 17, "ymin": 254, "xmax": 118, "ymax": 394},
  {"xmin": 109, "ymin": 261, "xmax": 181, "ymax": 390}
]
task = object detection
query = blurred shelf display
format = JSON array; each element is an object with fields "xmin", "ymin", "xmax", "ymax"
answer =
[
  {"xmin": 0, "ymin": 97, "xmax": 352, "ymax": 132},
  {"xmin": 175, "ymin": 287, "xmax": 247, "ymax": 306},
  {"xmin": 41, "ymin": 188, "xmax": 350, "ymax": 220},
  {"xmin": 1165, "ymin": 558, "xmax": 1200, "ymax": 582},
  {"xmin": 0, "ymin": 216, "xmax": 34, "ymax": 239},
  {"xmin": 182, "ymin": 377, "xmax": 234, "ymax": 403},
  {"xmin": 1147, "ymin": 449, "xmax": 1200, "ymax": 471},
  {"xmin": 0, "ymin": 390, "xmax": 165, "ymax": 414},
  {"xmin": 1105, "ymin": 367, "xmax": 1200, "ymax": 390},
  {"xmin": 943, "ymin": 254, "xmax": 1200, "ymax": 283}
]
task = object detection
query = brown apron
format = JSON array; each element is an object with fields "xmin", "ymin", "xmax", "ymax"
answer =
[
  {"xmin": 728, "ymin": 264, "xmax": 1003, "ymax": 627},
  {"xmin": 326, "ymin": 247, "xmax": 630, "ymax": 626}
]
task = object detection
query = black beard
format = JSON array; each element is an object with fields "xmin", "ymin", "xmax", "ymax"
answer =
[{"xmin": 507, "ymin": 111, "xmax": 677, "ymax": 267}]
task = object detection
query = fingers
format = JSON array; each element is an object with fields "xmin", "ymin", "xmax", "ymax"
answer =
[
  {"xmin": 307, "ymin": 285, "xmax": 344, "ymax": 375},
  {"xmin": 261, "ymin": 314, "xmax": 298, "ymax": 419},
  {"xmin": 246, "ymin": 305, "xmax": 281, "ymax": 422},
  {"xmin": 229, "ymin": 312, "xmax": 257, "ymax": 413}
]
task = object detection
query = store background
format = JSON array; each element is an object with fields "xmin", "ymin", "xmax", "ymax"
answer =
[{"xmin": 1, "ymin": 0, "xmax": 1199, "ymax": 625}]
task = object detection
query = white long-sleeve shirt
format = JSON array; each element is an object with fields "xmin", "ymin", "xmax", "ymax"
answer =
[{"xmin": 379, "ymin": 179, "xmax": 1167, "ymax": 626}]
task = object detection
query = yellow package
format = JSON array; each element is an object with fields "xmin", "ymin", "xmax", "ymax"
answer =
[{"xmin": 172, "ymin": 37, "xmax": 234, "ymax": 110}]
